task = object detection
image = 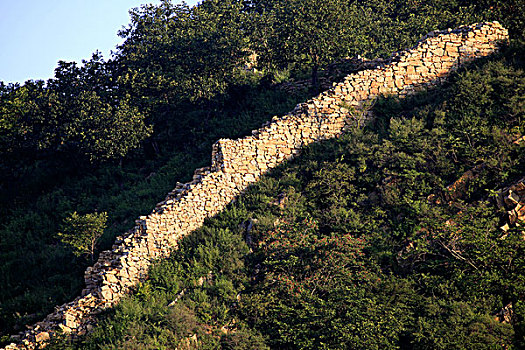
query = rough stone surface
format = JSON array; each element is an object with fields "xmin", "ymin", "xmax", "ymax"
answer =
[
  {"xmin": 498, "ymin": 178, "xmax": 525, "ymax": 235},
  {"xmin": 1, "ymin": 22, "xmax": 508, "ymax": 349}
]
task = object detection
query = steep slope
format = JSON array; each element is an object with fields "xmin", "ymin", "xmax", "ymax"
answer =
[
  {"xmin": 69, "ymin": 39, "xmax": 525, "ymax": 349},
  {"xmin": 73, "ymin": 40, "xmax": 524, "ymax": 349},
  {"xmin": 1, "ymin": 22, "xmax": 510, "ymax": 349}
]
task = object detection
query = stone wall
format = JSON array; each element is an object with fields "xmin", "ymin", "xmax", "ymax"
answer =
[
  {"xmin": 275, "ymin": 56, "xmax": 388, "ymax": 93},
  {"xmin": 2, "ymin": 21, "xmax": 508, "ymax": 349}
]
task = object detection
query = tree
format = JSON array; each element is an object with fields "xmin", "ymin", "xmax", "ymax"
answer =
[
  {"xmin": 60, "ymin": 90, "xmax": 152, "ymax": 161},
  {"xmin": 0, "ymin": 53, "xmax": 153, "ymax": 165},
  {"xmin": 116, "ymin": 0, "xmax": 249, "ymax": 105},
  {"xmin": 58, "ymin": 211, "xmax": 108, "ymax": 262},
  {"xmin": 48, "ymin": 55, "xmax": 153, "ymax": 162},
  {"xmin": 251, "ymin": 0, "xmax": 358, "ymax": 89}
]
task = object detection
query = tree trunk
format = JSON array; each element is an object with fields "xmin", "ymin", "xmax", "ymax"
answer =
[
  {"xmin": 311, "ymin": 62, "xmax": 320, "ymax": 94},
  {"xmin": 90, "ymin": 240, "xmax": 96, "ymax": 263}
]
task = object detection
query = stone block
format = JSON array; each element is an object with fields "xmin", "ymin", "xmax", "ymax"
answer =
[{"xmin": 35, "ymin": 332, "xmax": 50, "ymax": 343}]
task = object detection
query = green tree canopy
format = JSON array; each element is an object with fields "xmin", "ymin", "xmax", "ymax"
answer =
[
  {"xmin": 250, "ymin": 0, "xmax": 358, "ymax": 88},
  {"xmin": 116, "ymin": 0, "xmax": 250, "ymax": 107},
  {"xmin": 0, "ymin": 54, "xmax": 152, "ymax": 164},
  {"xmin": 58, "ymin": 211, "xmax": 108, "ymax": 262}
]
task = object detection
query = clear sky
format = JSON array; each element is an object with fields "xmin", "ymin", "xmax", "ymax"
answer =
[{"xmin": 0, "ymin": 0, "xmax": 199, "ymax": 84}]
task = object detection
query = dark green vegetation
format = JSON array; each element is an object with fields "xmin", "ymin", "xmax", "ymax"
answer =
[
  {"xmin": 0, "ymin": 0, "xmax": 524, "ymax": 346},
  {"xmin": 48, "ymin": 43, "xmax": 525, "ymax": 349},
  {"xmin": 0, "ymin": 74, "xmax": 303, "ymax": 337}
]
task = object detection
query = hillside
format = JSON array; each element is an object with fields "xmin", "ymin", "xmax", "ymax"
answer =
[
  {"xmin": 0, "ymin": 0, "xmax": 524, "ymax": 349},
  {"xmin": 47, "ymin": 38, "xmax": 524, "ymax": 349}
]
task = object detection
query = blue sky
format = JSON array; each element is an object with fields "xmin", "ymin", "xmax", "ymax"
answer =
[{"xmin": 0, "ymin": 0, "xmax": 199, "ymax": 84}]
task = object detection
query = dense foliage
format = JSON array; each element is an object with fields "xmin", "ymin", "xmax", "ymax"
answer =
[
  {"xmin": 0, "ymin": 0, "xmax": 523, "ymax": 346},
  {"xmin": 58, "ymin": 212, "xmax": 108, "ymax": 262},
  {"xmin": 0, "ymin": 80, "xmax": 302, "ymax": 337},
  {"xmin": 46, "ymin": 47, "xmax": 525, "ymax": 349}
]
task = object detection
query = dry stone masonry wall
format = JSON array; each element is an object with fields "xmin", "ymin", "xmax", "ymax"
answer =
[
  {"xmin": 275, "ymin": 56, "xmax": 389, "ymax": 93},
  {"xmin": 3, "ymin": 22, "xmax": 508, "ymax": 349}
]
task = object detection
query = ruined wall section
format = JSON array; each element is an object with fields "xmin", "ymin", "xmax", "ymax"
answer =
[
  {"xmin": 3, "ymin": 22, "xmax": 508, "ymax": 350},
  {"xmin": 213, "ymin": 22, "xmax": 508, "ymax": 176}
]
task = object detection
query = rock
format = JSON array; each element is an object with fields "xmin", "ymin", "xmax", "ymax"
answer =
[
  {"xmin": 494, "ymin": 302, "xmax": 513, "ymax": 324},
  {"xmin": 505, "ymin": 191, "xmax": 521, "ymax": 206},
  {"xmin": 100, "ymin": 286, "xmax": 113, "ymax": 301},
  {"xmin": 105, "ymin": 273, "xmax": 119, "ymax": 284},
  {"xmin": 58, "ymin": 324, "xmax": 71, "ymax": 334},
  {"xmin": 34, "ymin": 332, "xmax": 50, "ymax": 343},
  {"xmin": 197, "ymin": 276, "xmax": 205, "ymax": 287},
  {"xmin": 64, "ymin": 314, "xmax": 78, "ymax": 329}
]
